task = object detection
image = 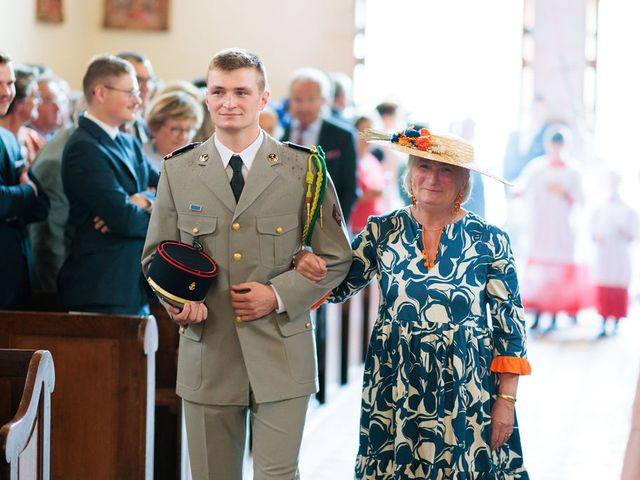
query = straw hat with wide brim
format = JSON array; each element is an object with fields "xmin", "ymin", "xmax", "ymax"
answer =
[{"xmin": 363, "ymin": 128, "xmax": 511, "ymax": 185}]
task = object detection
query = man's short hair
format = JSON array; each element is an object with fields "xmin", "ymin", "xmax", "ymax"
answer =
[
  {"xmin": 207, "ymin": 48, "xmax": 268, "ymax": 92},
  {"xmin": 376, "ymin": 102, "xmax": 398, "ymax": 117},
  {"xmin": 5, "ymin": 66, "xmax": 37, "ymax": 116},
  {"xmin": 0, "ymin": 51, "xmax": 11, "ymax": 65},
  {"xmin": 289, "ymin": 68, "xmax": 331, "ymax": 100},
  {"xmin": 82, "ymin": 54, "xmax": 135, "ymax": 102}
]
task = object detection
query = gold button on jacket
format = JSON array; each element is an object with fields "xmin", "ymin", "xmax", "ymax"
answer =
[
  {"xmin": 233, "ymin": 252, "xmax": 242, "ymax": 261},
  {"xmin": 276, "ymin": 226, "xmax": 284, "ymax": 234},
  {"xmin": 192, "ymin": 227, "xmax": 199, "ymax": 235}
]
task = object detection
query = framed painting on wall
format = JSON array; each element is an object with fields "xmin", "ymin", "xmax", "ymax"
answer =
[
  {"xmin": 36, "ymin": 0, "xmax": 64, "ymax": 23},
  {"xmin": 103, "ymin": 0, "xmax": 170, "ymax": 31}
]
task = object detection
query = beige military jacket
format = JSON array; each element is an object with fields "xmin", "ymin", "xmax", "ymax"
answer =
[{"xmin": 142, "ymin": 133, "xmax": 352, "ymax": 405}]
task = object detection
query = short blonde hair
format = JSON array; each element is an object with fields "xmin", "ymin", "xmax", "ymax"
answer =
[
  {"xmin": 146, "ymin": 91, "xmax": 203, "ymax": 134},
  {"xmin": 207, "ymin": 48, "xmax": 267, "ymax": 92},
  {"xmin": 403, "ymin": 155, "xmax": 472, "ymax": 203}
]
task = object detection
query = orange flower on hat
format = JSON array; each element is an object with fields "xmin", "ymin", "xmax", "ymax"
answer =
[{"xmin": 415, "ymin": 136, "xmax": 432, "ymax": 150}]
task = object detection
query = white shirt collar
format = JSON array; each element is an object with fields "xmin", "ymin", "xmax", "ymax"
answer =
[
  {"xmin": 214, "ymin": 130, "xmax": 265, "ymax": 171},
  {"xmin": 290, "ymin": 117, "xmax": 323, "ymax": 147},
  {"xmin": 84, "ymin": 112, "xmax": 120, "ymax": 140}
]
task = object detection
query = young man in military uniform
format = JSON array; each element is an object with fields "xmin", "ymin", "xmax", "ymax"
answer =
[{"xmin": 142, "ymin": 48, "xmax": 352, "ymax": 480}]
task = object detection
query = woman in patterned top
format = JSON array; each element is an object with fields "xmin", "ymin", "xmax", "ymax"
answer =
[{"xmin": 296, "ymin": 128, "xmax": 531, "ymax": 479}]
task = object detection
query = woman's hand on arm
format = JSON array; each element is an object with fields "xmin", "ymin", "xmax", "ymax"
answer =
[
  {"xmin": 490, "ymin": 373, "xmax": 519, "ymax": 450},
  {"xmin": 294, "ymin": 250, "xmax": 328, "ymax": 282}
]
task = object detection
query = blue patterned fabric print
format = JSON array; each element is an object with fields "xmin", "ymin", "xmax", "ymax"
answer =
[{"xmin": 330, "ymin": 207, "xmax": 529, "ymax": 479}]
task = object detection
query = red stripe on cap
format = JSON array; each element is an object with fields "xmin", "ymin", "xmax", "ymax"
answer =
[{"xmin": 157, "ymin": 241, "xmax": 217, "ymax": 278}]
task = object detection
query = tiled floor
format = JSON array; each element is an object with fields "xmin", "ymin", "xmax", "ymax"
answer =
[{"xmin": 291, "ymin": 307, "xmax": 640, "ymax": 479}]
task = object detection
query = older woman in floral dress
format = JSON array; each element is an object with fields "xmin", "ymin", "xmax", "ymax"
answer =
[{"xmin": 297, "ymin": 127, "xmax": 531, "ymax": 479}]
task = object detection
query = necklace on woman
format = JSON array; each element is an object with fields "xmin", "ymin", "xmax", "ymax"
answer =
[{"xmin": 421, "ymin": 223, "xmax": 445, "ymax": 269}]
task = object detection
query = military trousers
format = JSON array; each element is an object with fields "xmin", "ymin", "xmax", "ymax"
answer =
[{"xmin": 184, "ymin": 394, "xmax": 310, "ymax": 480}]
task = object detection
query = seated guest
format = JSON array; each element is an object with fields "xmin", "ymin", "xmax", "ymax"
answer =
[
  {"xmin": 282, "ymin": 67, "xmax": 358, "ymax": 222},
  {"xmin": 143, "ymin": 91, "xmax": 202, "ymax": 170},
  {"xmin": 0, "ymin": 52, "xmax": 49, "ymax": 308},
  {"xmin": 116, "ymin": 52, "xmax": 157, "ymax": 146},
  {"xmin": 58, "ymin": 54, "xmax": 159, "ymax": 315},
  {"xmin": 29, "ymin": 74, "xmax": 66, "ymax": 142},
  {"xmin": 0, "ymin": 66, "xmax": 43, "ymax": 165}
]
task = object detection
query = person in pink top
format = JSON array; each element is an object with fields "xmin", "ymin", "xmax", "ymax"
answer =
[{"xmin": 349, "ymin": 115, "xmax": 385, "ymax": 234}]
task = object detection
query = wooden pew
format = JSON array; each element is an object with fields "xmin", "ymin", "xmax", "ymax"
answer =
[
  {"xmin": 0, "ymin": 311, "xmax": 157, "ymax": 480},
  {"xmin": 28, "ymin": 292, "xmax": 182, "ymax": 480},
  {"xmin": 0, "ymin": 349, "xmax": 55, "ymax": 480}
]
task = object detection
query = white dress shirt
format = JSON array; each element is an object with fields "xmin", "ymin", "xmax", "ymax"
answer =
[
  {"xmin": 84, "ymin": 112, "xmax": 119, "ymax": 140},
  {"xmin": 289, "ymin": 117, "xmax": 323, "ymax": 146}
]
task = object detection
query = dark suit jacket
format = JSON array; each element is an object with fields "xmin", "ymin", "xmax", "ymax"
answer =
[
  {"xmin": 0, "ymin": 127, "xmax": 49, "ymax": 308},
  {"xmin": 58, "ymin": 116, "xmax": 159, "ymax": 314},
  {"xmin": 282, "ymin": 117, "xmax": 358, "ymax": 222}
]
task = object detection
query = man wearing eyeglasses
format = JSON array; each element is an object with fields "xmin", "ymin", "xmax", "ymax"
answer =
[
  {"xmin": 117, "ymin": 52, "xmax": 157, "ymax": 146},
  {"xmin": 58, "ymin": 54, "xmax": 159, "ymax": 315}
]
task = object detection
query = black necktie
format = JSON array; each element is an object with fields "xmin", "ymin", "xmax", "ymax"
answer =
[{"xmin": 229, "ymin": 155, "xmax": 245, "ymax": 203}]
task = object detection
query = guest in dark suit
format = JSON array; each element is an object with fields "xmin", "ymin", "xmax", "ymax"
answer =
[
  {"xmin": 282, "ymin": 68, "xmax": 358, "ymax": 222},
  {"xmin": 58, "ymin": 54, "xmax": 159, "ymax": 315},
  {"xmin": 117, "ymin": 52, "xmax": 156, "ymax": 146},
  {"xmin": 0, "ymin": 52, "xmax": 49, "ymax": 309}
]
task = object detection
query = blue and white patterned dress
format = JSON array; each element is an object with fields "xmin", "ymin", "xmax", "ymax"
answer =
[{"xmin": 330, "ymin": 207, "xmax": 529, "ymax": 479}]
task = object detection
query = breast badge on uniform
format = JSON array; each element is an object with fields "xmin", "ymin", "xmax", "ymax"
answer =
[{"xmin": 189, "ymin": 203, "xmax": 203, "ymax": 213}]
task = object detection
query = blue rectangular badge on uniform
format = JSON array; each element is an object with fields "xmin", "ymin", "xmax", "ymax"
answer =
[{"xmin": 189, "ymin": 204, "xmax": 203, "ymax": 213}]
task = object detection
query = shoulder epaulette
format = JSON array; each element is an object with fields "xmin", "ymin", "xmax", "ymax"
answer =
[
  {"xmin": 164, "ymin": 142, "xmax": 202, "ymax": 160},
  {"xmin": 283, "ymin": 141, "xmax": 314, "ymax": 154}
]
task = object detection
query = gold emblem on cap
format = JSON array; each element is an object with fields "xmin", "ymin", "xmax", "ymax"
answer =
[
  {"xmin": 267, "ymin": 153, "xmax": 278, "ymax": 165},
  {"xmin": 188, "ymin": 282, "xmax": 196, "ymax": 291},
  {"xmin": 199, "ymin": 153, "xmax": 209, "ymax": 162}
]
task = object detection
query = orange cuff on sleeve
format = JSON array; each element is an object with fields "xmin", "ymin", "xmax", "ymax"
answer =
[
  {"xmin": 490, "ymin": 356, "xmax": 531, "ymax": 375},
  {"xmin": 311, "ymin": 292, "xmax": 331, "ymax": 311}
]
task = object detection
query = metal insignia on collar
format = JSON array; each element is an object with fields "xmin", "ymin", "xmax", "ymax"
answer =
[
  {"xmin": 199, "ymin": 153, "xmax": 209, "ymax": 163},
  {"xmin": 267, "ymin": 153, "xmax": 278, "ymax": 165},
  {"xmin": 189, "ymin": 204, "xmax": 203, "ymax": 213}
]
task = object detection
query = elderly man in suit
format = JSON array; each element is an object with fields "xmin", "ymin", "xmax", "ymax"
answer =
[
  {"xmin": 59, "ymin": 54, "xmax": 159, "ymax": 315},
  {"xmin": 282, "ymin": 68, "xmax": 358, "ymax": 224},
  {"xmin": 142, "ymin": 48, "xmax": 352, "ymax": 480},
  {"xmin": 0, "ymin": 51, "xmax": 49, "ymax": 309}
]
